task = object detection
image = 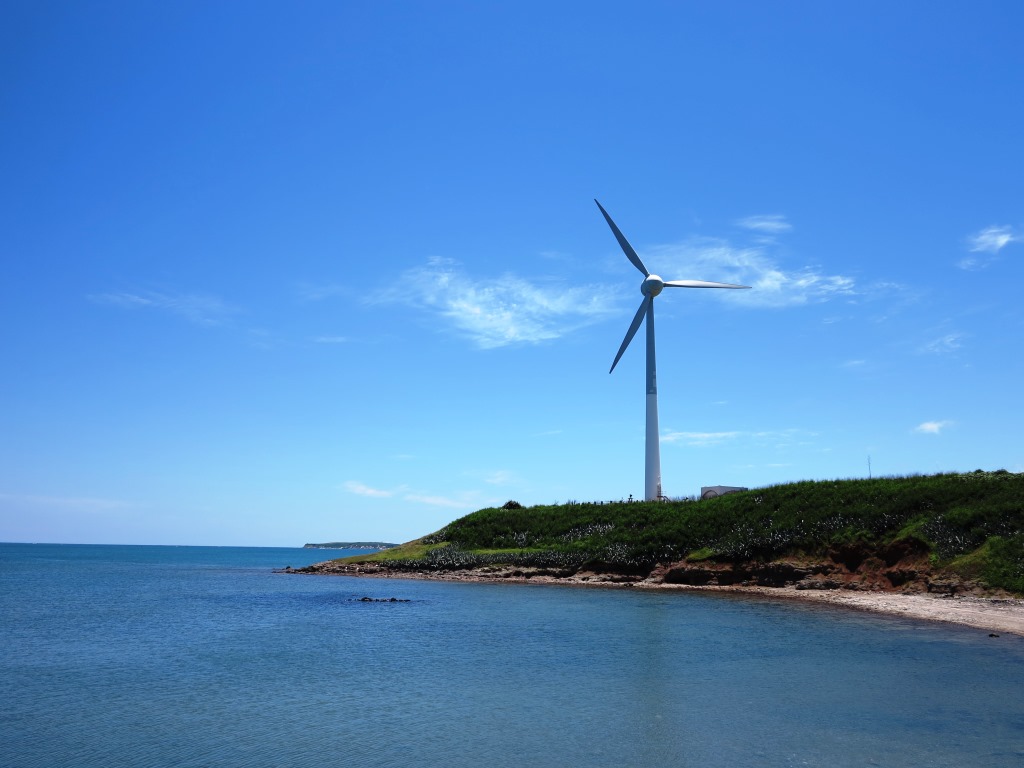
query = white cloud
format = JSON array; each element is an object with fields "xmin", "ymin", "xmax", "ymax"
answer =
[
  {"xmin": 841, "ymin": 359, "xmax": 867, "ymax": 368},
  {"xmin": 376, "ymin": 257, "xmax": 619, "ymax": 348},
  {"xmin": 314, "ymin": 335, "xmax": 349, "ymax": 344},
  {"xmin": 915, "ymin": 420, "xmax": 952, "ymax": 435},
  {"xmin": 969, "ymin": 225, "xmax": 1018, "ymax": 254},
  {"xmin": 920, "ymin": 333, "xmax": 965, "ymax": 355},
  {"xmin": 648, "ymin": 239, "xmax": 856, "ymax": 308},
  {"xmin": 403, "ymin": 493, "xmax": 476, "ymax": 509},
  {"xmin": 736, "ymin": 214, "xmax": 792, "ymax": 234},
  {"xmin": 343, "ymin": 480, "xmax": 484, "ymax": 510},
  {"xmin": 90, "ymin": 290, "xmax": 237, "ymax": 326},
  {"xmin": 959, "ymin": 226, "xmax": 1021, "ymax": 269},
  {"xmin": 661, "ymin": 431, "xmax": 740, "ymax": 446},
  {"xmin": 385, "ymin": 232, "xmax": 857, "ymax": 347},
  {"xmin": 344, "ymin": 481, "xmax": 393, "ymax": 498},
  {"xmin": 662, "ymin": 428, "xmax": 816, "ymax": 448}
]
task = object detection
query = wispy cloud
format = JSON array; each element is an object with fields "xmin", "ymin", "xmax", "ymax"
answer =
[
  {"xmin": 404, "ymin": 493, "xmax": 476, "ymax": 509},
  {"xmin": 958, "ymin": 225, "xmax": 1021, "ymax": 270},
  {"xmin": 90, "ymin": 290, "xmax": 237, "ymax": 326},
  {"xmin": 649, "ymin": 239, "xmax": 856, "ymax": 308},
  {"xmin": 343, "ymin": 481, "xmax": 393, "ymax": 498},
  {"xmin": 969, "ymin": 225, "xmax": 1019, "ymax": 253},
  {"xmin": 386, "ymin": 230, "xmax": 857, "ymax": 347},
  {"xmin": 920, "ymin": 332, "xmax": 965, "ymax": 355},
  {"xmin": 736, "ymin": 214, "xmax": 792, "ymax": 234},
  {"xmin": 343, "ymin": 480, "xmax": 484, "ymax": 510},
  {"xmin": 376, "ymin": 257, "xmax": 619, "ymax": 349},
  {"xmin": 313, "ymin": 335, "xmax": 349, "ymax": 344},
  {"xmin": 915, "ymin": 420, "xmax": 952, "ymax": 435},
  {"xmin": 661, "ymin": 431, "xmax": 740, "ymax": 446},
  {"xmin": 661, "ymin": 428, "xmax": 814, "ymax": 448}
]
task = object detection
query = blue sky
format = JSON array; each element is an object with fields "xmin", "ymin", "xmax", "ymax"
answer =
[{"xmin": 2, "ymin": 1, "xmax": 1023, "ymax": 546}]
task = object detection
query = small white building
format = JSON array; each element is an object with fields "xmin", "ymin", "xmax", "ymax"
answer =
[{"xmin": 700, "ymin": 485, "xmax": 748, "ymax": 500}]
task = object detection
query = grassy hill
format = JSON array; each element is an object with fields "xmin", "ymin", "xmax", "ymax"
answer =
[{"xmin": 329, "ymin": 471, "xmax": 1024, "ymax": 594}]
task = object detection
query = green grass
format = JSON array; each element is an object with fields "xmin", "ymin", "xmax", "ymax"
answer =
[
  {"xmin": 354, "ymin": 540, "xmax": 448, "ymax": 561},
  {"xmin": 332, "ymin": 471, "xmax": 1024, "ymax": 593}
]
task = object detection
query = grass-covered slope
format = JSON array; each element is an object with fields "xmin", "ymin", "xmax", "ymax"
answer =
[{"xmin": 343, "ymin": 471, "xmax": 1024, "ymax": 594}]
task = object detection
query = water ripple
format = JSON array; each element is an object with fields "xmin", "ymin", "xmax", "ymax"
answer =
[{"xmin": 3, "ymin": 544, "xmax": 1024, "ymax": 767}]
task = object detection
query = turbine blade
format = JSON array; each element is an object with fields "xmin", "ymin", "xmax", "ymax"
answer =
[
  {"xmin": 610, "ymin": 296, "xmax": 650, "ymax": 374},
  {"xmin": 663, "ymin": 279, "xmax": 751, "ymax": 289},
  {"xmin": 595, "ymin": 199, "xmax": 649, "ymax": 277}
]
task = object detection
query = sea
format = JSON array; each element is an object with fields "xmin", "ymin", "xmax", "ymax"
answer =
[{"xmin": 2, "ymin": 543, "xmax": 1023, "ymax": 767}]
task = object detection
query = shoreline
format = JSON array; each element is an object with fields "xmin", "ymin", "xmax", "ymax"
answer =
[
  {"xmin": 660, "ymin": 583, "xmax": 1024, "ymax": 637},
  {"xmin": 290, "ymin": 562, "xmax": 1024, "ymax": 637}
]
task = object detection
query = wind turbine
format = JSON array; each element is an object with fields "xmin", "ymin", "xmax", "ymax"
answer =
[{"xmin": 596, "ymin": 199, "xmax": 750, "ymax": 501}]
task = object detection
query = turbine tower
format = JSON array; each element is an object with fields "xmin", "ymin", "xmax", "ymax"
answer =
[{"xmin": 596, "ymin": 200, "xmax": 750, "ymax": 501}]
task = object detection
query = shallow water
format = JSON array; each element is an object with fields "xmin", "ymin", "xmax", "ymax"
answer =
[{"xmin": 2, "ymin": 543, "xmax": 1023, "ymax": 767}]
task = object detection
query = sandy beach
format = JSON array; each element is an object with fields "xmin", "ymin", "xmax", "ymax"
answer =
[
  {"xmin": 294, "ymin": 561, "xmax": 1024, "ymax": 637},
  {"xmin": 657, "ymin": 583, "xmax": 1024, "ymax": 637}
]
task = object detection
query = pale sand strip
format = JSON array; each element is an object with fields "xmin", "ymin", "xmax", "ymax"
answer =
[
  {"xmin": 571, "ymin": 578, "xmax": 1024, "ymax": 637},
  {"xmin": 686, "ymin": 585, "xmax": 1024, "ymax": 637}
]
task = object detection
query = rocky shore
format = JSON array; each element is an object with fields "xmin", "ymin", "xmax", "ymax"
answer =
[{"xmin": 288, "ymin": 553, "xmax": 1024, "ymax": 637}]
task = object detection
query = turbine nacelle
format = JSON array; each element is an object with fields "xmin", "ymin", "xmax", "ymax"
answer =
[{"xmin": 641, "ymin": 275, "xmax": 665, "ymax": 297}]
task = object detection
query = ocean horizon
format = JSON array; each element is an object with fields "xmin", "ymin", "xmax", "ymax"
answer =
[{"xmin": 3, "ymin": 542, "xmax": 1023, "ymax": 767}]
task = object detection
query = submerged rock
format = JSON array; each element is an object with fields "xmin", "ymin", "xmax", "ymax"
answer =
[{"xmin": 356, "ymin": 596, "xmax": 410, "ymax": 603}]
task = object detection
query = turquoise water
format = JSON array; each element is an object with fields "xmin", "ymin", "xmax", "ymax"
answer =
[{"xmin": 2, "ymin": 543, "xmax": 1023, "ymax": 767}]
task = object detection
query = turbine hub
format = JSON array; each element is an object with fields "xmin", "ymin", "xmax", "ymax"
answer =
[{"xmin": 641, "ymin": 274, "xmax": 664, "ymax": 297}]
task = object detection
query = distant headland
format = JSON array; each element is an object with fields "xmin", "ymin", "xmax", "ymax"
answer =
[{"xmin": 303, "ymin": 542, "xmax": 398, "ymax": 550}]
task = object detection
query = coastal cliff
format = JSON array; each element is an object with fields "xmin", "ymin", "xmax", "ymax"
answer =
[
  {"xmin": 293, "ymin": 541, "xmax": 980, "ymax": 595},
  {"xmin": 294, "ymin": 471, "xmax": 1024, "ymax": 598}
]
